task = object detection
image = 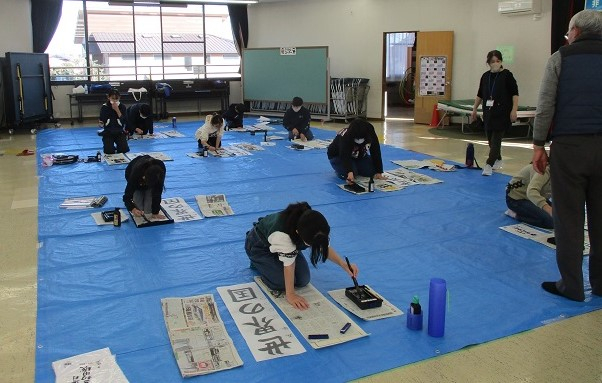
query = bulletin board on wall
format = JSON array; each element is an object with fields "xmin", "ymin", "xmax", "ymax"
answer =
[{"xmin": 242, "ymin": 46, "xmax": 329, "ymax": 104}]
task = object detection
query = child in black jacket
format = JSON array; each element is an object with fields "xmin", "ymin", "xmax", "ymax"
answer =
[
  {"xmin": 123, "ymin": 155, "xmax": 166, "ymax": 219},
  {"xmin": 99, "ymin": 89, "xmax": 129, "ymax": 154},
  {"xmin": 327, "ymin": 119, "xmax": 385, "ymax": 184},
  {"xmin": 222, "ymin": 103, "xmax": 245, "ymax": 130}
]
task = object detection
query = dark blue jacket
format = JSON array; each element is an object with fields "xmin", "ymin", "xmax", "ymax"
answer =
[
  {"xmin": 283, "ymin": 106, "xmax": 311, "ymax": 132},
  {"xmin": 553, "ymin": 36, "xmax": 602, "ymax": 138},
  {"xmin": 99, "ymin": 102, "xmax": 127, "ymax": 134},
  {"xmin": 126, "ymin": 103, "xmax": 153, "ymax": 135}
]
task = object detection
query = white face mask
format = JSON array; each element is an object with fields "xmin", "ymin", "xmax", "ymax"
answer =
[
  {"xmin": 354, "ymin": 138, "xmax": 365, "ymax": 144},
  {"xmin": 292, "ymin": 106, "xmax": 301, "ymax": 112},
  {"xmin": 139, "ymin": 114, "xmax": 147, "ymax": 119},
  {"xmin": 111, "ymin": 100, "xmax": 120, "ymax": 106},
  {"xmin": 489, "ymin": 62, "xmax": 502, "ymax": 72}
]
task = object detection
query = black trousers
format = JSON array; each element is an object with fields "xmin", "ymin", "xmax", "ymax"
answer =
[
  {"xmin": 102, "ymin": 132, "xmax": 129, "ymax": 154},
  {"xmin": 485, "ymin": 129, "xmax": 504, "ymax": 166},
  {"xmin": 550, "ymin": 134, "xmax": 602, "ymax": 300}
]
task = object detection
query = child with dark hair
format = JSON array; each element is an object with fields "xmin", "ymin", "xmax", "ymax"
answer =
[
  {"xmin": 126, "ymin": 103, "xmax": 153, "ymax": 136},
  {"xmin": 195, "ymin": 113, "xmax": 225, "ymax": 151},
  {"xmin": 245, "ymin": 202, "xmax": 359, "ymax": 310},
  {"xmin": 123, "ymin": 155, "xmax": 166, "ymax": 219},
  {"xmin": 99, "ymin": 89, "xmax": 129, "ymax": 154},
  {"xmin": 283, "ymin": 96, "xmax": 313, "ymax": 141},
  {"xmin": 327, "ymin": 119, "xmax": 385, "ymax": 184},
  {"xmin": 222, "ymin": 103, "xmax": 246, "ymax": 130}
]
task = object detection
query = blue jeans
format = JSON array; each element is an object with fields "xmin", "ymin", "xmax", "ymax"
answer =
[
  {"xmin": 329, "ymin": 155, "xmax": 375, "ymax": 180},
  {"xmin": 245, "ymin": 227, "xmax": 310, "ymax": 290},
  {"xmin": 288, "ymin": 127, "xmax": 314, "ymax": 141},
  {"xmin": 506, "ymin": 194, "xmax": 553, "ymax": 229}
]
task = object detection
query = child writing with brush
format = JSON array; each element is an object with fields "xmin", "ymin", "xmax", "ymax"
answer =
[{"xmin": 245, "ymin": 202, "xmax": 359, "ymax": 310}]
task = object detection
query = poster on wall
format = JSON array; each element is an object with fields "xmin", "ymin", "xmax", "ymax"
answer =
[
  {"xmin": 585, "ymin": 0, "xmax": 602, "ymax": 11},
  {"xmin": 419, "ymin": 56, "xmax": 447, "ymax": 96}
]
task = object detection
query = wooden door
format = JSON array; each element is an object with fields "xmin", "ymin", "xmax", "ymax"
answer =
[{"xmin": 414, "ymin": 31, "xmax": 454, "ymax": 124}]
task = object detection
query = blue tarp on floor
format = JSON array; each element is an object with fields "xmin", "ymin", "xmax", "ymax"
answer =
[{"xmin": 35, "ymin": 120, "xmax": 601, "ymax": 382}]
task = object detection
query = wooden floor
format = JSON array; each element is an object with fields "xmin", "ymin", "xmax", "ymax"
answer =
[{"xmin": 1, "ymin": 107, "xmax": 600, "ymax": 382}]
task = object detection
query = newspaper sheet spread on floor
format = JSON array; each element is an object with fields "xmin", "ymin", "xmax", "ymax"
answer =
[
  {"xmin": 254, "ymin": 276, "xmax": 368, "ymax": 349},
  {"xmin": 52, "ymin": 347, "xmax": 129, "ymax": 383},
  {"xmin": 161, "ymin": 294, "xmax": 243, "ymax": 378},
  {"xmin": 161, "ymin": 197, "xmax": 203, "ymax": 222},
  {"xmin": 328, "ymin": 285, "xmax": 403, "ymax": 321},
  {"xmin": 195, "ymin": 194, "xmax": 234, "ymax": 217},
  {"xmin": 217, "ymin": 282, "xmax": 306, "ymax": 361}
]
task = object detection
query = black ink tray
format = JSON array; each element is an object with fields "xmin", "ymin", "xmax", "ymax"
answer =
[{"xmin": 345, "ymin": 285, "xmax": 383, "ymax": 310}]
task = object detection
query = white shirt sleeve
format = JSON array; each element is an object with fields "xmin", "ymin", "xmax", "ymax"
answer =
[
  {"xmin": 267, "ymin": 231, "xmax": 298, "ymax": 267},
  {"xmin": 194, "ymin": 124, "xmax": 207, "ymax": 141}
]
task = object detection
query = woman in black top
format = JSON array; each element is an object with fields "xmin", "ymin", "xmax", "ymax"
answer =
[
  {"xmin": 471, "ymin": 50, "xmax": 519, "ymax": 176},
  {"xmin": 327, "ymin": 119, "xmax": 385, "ymax": 184},
  {"xmin": 123, "ymin": 155, "xmax": 166, "ymax": 218}
]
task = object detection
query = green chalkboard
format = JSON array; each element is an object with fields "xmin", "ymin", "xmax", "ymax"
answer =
[{"xmin": 242, "ymin": 47, "xmax": 329, "ymax": 104}]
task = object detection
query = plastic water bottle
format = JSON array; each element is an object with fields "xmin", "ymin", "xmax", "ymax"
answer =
[
  {"xmin": 172, "ymin": 116, "xmax": 177, "ymax": 130},
  {"xmin": 84, "ymin": 84, "xmax": 88, "ymax": 94}
]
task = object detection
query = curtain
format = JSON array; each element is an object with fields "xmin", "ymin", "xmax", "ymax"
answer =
[
  {"xmin": 31, "ymin": 0, "xmax": 63, "ymax": 53},
  {"xmin": 386, "ymin": 33, "xmax": 415, "ymax": 82},
  {"xmin": 551, "ymin": 0, "xmax": 584, "ymax": 54},
  {"xmin": 227, "ymin": 4, "xmax": 249, "ymax": 55}
]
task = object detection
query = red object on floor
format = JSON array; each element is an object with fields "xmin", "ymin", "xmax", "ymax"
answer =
[{"xmin": 429, "ymin": 104, "xmax": 440, "ymax": 127}]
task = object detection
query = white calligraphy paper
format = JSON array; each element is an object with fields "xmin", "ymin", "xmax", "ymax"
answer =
[{"xmin": 217, "ymin": 282, "xmax": 305, "ymax": 361}]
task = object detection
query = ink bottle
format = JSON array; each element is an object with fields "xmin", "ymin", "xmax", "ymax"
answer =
[
  {"xmin": 96, "ymin": 151, "xmax": 102, "ymax": 162},
  {"xmin": 368, "ymin": 176, "xmax": 374, "ymax": 192},
  {"xmin": 113, "ymin": 207, "xmax": 121, "ymax": 227},
  {"xmin": 203, "ymin": 146, "xmax": 208, "ymax": 157}
]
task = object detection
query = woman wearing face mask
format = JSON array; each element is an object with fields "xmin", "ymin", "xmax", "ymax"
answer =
[
  {"xmin": 99, "ymin": 89, "xmax": 129, "ymax": 154},
  {"xmin": 126, "ymin": 103, "xmax": 153, "ymax": 137},
  {"xmin": 327, "ymin": 119, "xmax": 385, "ymax": 184},
  {"xmin": 283, "ymin": 96, "xmax": 313, "ymax": 141},
  {"xmin": 471, "ymin": 50, "xmax": 519, "ymax": 176}
]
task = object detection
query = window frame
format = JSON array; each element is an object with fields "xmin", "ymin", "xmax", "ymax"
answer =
[{"xmin": 48, "ymin": 0, "xmax": 240, "ymax": 84}]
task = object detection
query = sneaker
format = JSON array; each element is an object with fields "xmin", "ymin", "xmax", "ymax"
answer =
[
  {"xmin": 493, "ymin": 159, "xmax": 503, "ymax": 170},
  {"xmin": 482, "ymin": 164, "xmax": 493, "ymax": 176},
  {"xmin": 504, "ymin": 209, "xmax": 517, "ymax": 219}
]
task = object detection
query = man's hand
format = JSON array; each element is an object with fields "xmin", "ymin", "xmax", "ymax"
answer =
[
  {"xmin": 292, "ymin": 128, "xmax": 299, "ymax": 137},
  {"xmin": 135, "ymin": 128, "xmax": 143, "ymax": 135},
  {"xmin": 152, "ymin": 213, "xmax": 166, "ymax": 220},
  {"xmin": 532, "ymin": 146, "xmax": 548, "ymax": 175}
]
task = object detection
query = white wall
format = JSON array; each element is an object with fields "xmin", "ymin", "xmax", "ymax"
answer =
[
  {"xmin": 248, "ymin": 0, "xmax": 553, "ymax": 119},
  {"xmin": 0, "ymin": 0, "xmax": 32, "ymax": 53}
]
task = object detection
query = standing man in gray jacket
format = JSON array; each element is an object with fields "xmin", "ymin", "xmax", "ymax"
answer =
[{"xmin": 531, "ymin": 9, "xmax": 602, "ymax": 302}]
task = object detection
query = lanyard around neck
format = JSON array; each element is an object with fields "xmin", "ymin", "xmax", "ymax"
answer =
[{"xmin": 488, "ymin": 72, "xmax": 500, "ymax": 100}]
